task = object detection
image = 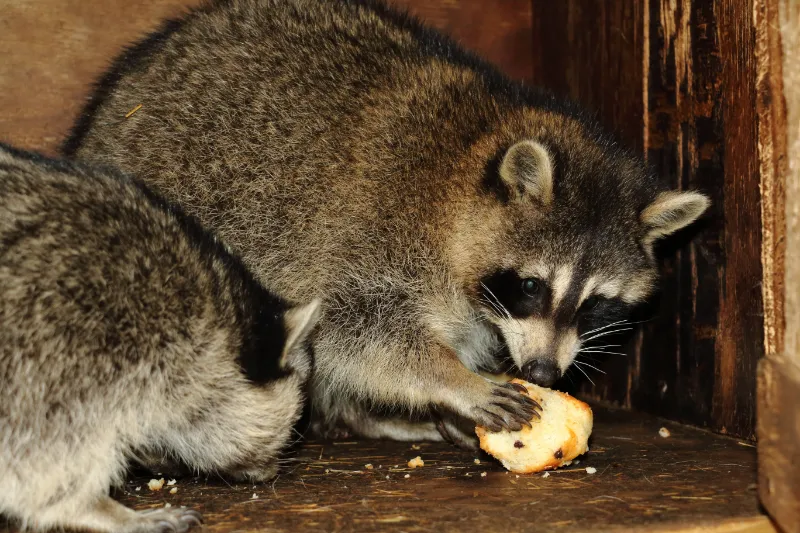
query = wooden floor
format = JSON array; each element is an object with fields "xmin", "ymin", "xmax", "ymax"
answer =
[{"xmin": 3, "ymin": 406, "xmax": 770, "ymax": 532}]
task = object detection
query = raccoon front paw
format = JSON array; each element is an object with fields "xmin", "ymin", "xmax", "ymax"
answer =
[
  {"xmin": 468, "ymin": 381, "xmax": 541, "ymax": 432},
  {"xmin": 125, "ymin": 507, "xmax": 203, "ymax": 533}
]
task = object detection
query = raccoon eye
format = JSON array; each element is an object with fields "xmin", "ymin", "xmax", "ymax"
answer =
[
  {"xmin": 582, "ymin": 296, "xmax": 601, "ymax": 312},
  {"xmin": 521, "ymin": 278, "xmax": 540, "ymax": 297}
]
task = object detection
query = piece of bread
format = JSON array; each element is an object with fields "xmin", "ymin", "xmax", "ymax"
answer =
[{"xmin": 476, "ymin": 379, "xmax": 593, "ymax": 473}]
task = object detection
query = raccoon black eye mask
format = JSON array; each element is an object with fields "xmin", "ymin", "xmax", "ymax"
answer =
[
  {"xmin": 63, "ymin": 0, "xmax": 709, "ymax": 448},
  {"xmin": 0, "ymin": 144, "xmax": 320, "ymax": 533}
]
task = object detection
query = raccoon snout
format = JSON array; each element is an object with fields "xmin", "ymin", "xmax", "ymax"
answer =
[{"xmin": 521, "ymin": 360, "xmax": 561, "ymax": 387}]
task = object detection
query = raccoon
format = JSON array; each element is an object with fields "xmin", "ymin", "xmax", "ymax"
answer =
[
  {"xmin": 0, "ymin": 144, "xmax": 320, "ymax": 532},
  {"xmin": 63, "ymin": 0, "xmax": 709, "ymax": 445}
]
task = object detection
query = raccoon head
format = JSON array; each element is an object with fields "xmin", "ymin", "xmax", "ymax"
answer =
[{"xmin": 452, "ymin": 134, "xmax": 709, "ymax": 387}]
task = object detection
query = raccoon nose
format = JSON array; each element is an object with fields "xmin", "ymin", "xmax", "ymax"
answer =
[{"xmin": 522, "ymin": 360, "xmax": 561, "ymax": 387}]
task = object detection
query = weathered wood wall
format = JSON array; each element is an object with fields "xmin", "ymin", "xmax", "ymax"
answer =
[
  {"xmin": 0, "ymin": 0, "xmax": 770, "ymax": 440},
  {"xmin": 758, "ymin": 0, "xmax": 798, "ymax": 529}
]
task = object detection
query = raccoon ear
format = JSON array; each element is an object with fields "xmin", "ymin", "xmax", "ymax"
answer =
[
  {"xmin": 641, "ymin": 191, "xmax": 710, "ymax": 244},
  {"xmin": 498, "ymin": 140, "xmax": 554, "ymax": 205},
  {"xmin": 280, "ymin": 299, "xmax": 321, "ymax": 373}
]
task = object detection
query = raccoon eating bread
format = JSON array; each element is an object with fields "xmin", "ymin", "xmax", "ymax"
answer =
[
  {"xmin": 64, "ymin": 0, "xmax": 709, "ymax": 447},
  {"xmin": 476, "ymin": 379, "xmax": 592, "ymax": 473},
  {"xmin": 0, "ymin": 144, "xmax": 319, "ymax": 532}
]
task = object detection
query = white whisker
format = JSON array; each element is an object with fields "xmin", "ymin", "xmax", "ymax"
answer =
[
  {"xmin": 580, "ymin": 319, "xmax": 630, "ymax": 338},
  {"xmin": 573, "ymin": 362, "xmax": 595, "ymax": 386},
  {"xmin": 573, "ymin": 360, "xmax": 606, "ymax": 374},
  {"xmin": 581, "ymin": 327, "xmax": 634, "ymax": 343},
  {"xmin": 578, "ymin": 350, "xmax": 628, "ymax": 357},
  {"xmin": 578, "ymin": 344, "xmax": 620, "ymax": 350},
  {"xmin": 480, "ymin": 282, "xmax": 511, "ymax": 320}
]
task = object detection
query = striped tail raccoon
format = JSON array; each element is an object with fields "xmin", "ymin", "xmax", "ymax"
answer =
[
  {"xmin": 0, "ymin": 144, "xmax": 320, "ymax": 532},
  {"xmin": 63, "ymin": 0, "xmax": 709, "ymax": 446}
]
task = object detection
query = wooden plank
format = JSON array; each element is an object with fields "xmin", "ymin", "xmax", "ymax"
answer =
[
  {"xmin": 758, "ymin": 356, "xmax": 800, "ymax": 532},
  {"xmin": 0, "ymin": 405, "xmax": 765, "ymax": 532},
  {"xmin": 758, "ymin": 1, "xmax": 800, "ymax": 530}
]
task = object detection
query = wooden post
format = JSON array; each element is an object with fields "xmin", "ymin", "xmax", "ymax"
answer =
[{"xmin": 757, "ymin": 0, "xmax": 800, "ymax": 530}]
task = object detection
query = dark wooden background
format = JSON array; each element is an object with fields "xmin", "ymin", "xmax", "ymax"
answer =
[{"xmin": 0, "ymin": 0, "xmax": 768, "ymax": 440}]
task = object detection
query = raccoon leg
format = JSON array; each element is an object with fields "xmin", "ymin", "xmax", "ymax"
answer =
[
  {"xmin": 35, "ymin": 496, "xmax": 201, "ymax": 533},
  {"xmin": 422, "ymin": 348, "xmax": 542, "ymax": 433}
]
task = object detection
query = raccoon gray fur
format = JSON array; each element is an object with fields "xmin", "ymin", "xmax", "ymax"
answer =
[
  {"xmin": 64, "ymin": 0, "xmax": 709, "ymax": 446},
  {"xmin": 0, "ymin": 143, "xmax": 320, "ymax": 532}
]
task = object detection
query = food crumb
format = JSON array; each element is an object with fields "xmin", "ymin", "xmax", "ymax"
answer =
[
  {"xmin": 411, "ymin": 444, "xmax": 421, "ymax": 450},
  {"xmin": 385, "ymin": 475, "xmax": 390, "ymax": 480},
  {"xmin": 585, "ymin": 467, "xmax": 597, "ymax": 474},
  {"xmin": 164, "ymin": 503, "xmax": 171, "ymax": 509},
  {"xmin": 147, "ymin": 478, "xmax": 165, "ymax": 491},
  {"xmin": 404, "ymin": 474, "xmax": 410, "ymax": 479},
  {"xmin": 169, "ymin": 487, "xmax": 178, "ymax": 495},
  {"xmin": 480, "ymin": 472, "xmax": 487, "ymax": 478},
  {"xmin": 515, "ymin": 475, "xmax": 520, "ymax": 479},
  {"xmin": 473, "ymin": 458, "xmax": 481, "ymax": 465},
  {"xmin": 251, "ymin": 493, "xmax": 257, "ymax": 499},
  {"xmin": 166, "ymin": 479, "xmax": 177, "ymax": 486},
  {"xmin": 659, "ymin": 427, "xmax": 671, "ymax": 438},
  {"xmin": 574, "ymin": 459, "xmax": 581, "ymax": 465},
  {"xmin": 408, "ymin": 456, "xmax": 424, "ymax": 469},
  {"xmin": 325, "ymin": 469, "xmax": 330, "ymax": 474},
  {"xmin": 365, "ymin": 464, "xmax": 374, "ymax": 470},
  {"xmin": 542, "ymin": 472, "xmax": 550, "ymax": 478},
  {"xmin": 134, "ymin": 487, "xmax": 141, "ymax": 492}
]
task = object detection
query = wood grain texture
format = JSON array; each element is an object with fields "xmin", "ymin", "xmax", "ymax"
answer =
[
  {"xmin": 531, "ymin": 0, "xmax": 765, "ymax": 440},
  {"xmin": 0, "ymin": 406, "xmax": 765, "ymax": 533},
  {"xmin": 754, "ymin": 0, "xmax": 787, "ymax": 360},
  {"xmin": 758, "ymin": 1, "xmax": 800, "ymax": 530},
  {"xmin": 758, "ymin": 356, "xmax": 800, "ymax": 532}
]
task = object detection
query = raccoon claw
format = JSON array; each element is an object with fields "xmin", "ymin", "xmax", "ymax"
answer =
[
  {"xmin": 469, "ymin": 384, "xmax": 540, "ymax": 432},
  {"xmin": 506, "ymin": 382, "xmax": 529, "ymax": 394},
  {"xmin": 500, "ymin": 382, "xmax": 542, "ymax": 411}
]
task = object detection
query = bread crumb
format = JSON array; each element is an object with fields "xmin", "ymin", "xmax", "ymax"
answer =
[
  {"xmin": 166, "ymin": 479, "xmax": 177, "ymax": 486},
  {"xmin": 325, "ymin": 469, "xmax": 330, "ymax": 474},
  {"xmin": 164, "ymin": 503, "xmax": 171, "ymax": 509},
  {"xmin": 407, "ymin": 456, "xmax": 424, "ymax": 469},
  {"xmin": 385, "ymin": 475, "xmax": 390, "ymax": 480},
  {"xmin": 169, "ymin": 487, "xmax": 178, "ymax": 495},
  {"xmin": 659, "ymin": 427, "xmax": 671, "ymax": 438},
  {"xmin": 411, "ymin": 444, "xmax": 421, "ymax": 450},
  {"xmin": 515, "ymin": 475, "xmax": 520, "ymax": 479},
  {"xmin": 585, "ymin": 467, "xmax": 597, "ymax": 474},
  {"xmin": 473, "ymin": 458, "xmax": 481, "ymax": 465},
  {"xmin": 251, "ymin": 493, "xmax": 257, "ymax": 499},
  {"xmin": 147, "ymin": 478, "xmax": 165, "ymax": 491},
  {"xmin": 574, "ymin": 459, "xmax": 581, "ymax": 464},
  {"xmin": 542, "ymin": 472, "xmax": 550, "ymax": 478},
  {"xmin": 134, "ymin": 487, "xmax": 141, "ymax": 492},
  {"xmin": 480, "ymin": 472, "xmax": 487, "ymax": 477},
  {"xmin": 365, "ymin": 464, "xmax": 374, "ymax": 470},
  {"xmin": 403, "ymin": 474, "xmax": 410, "ymax": 479}
]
